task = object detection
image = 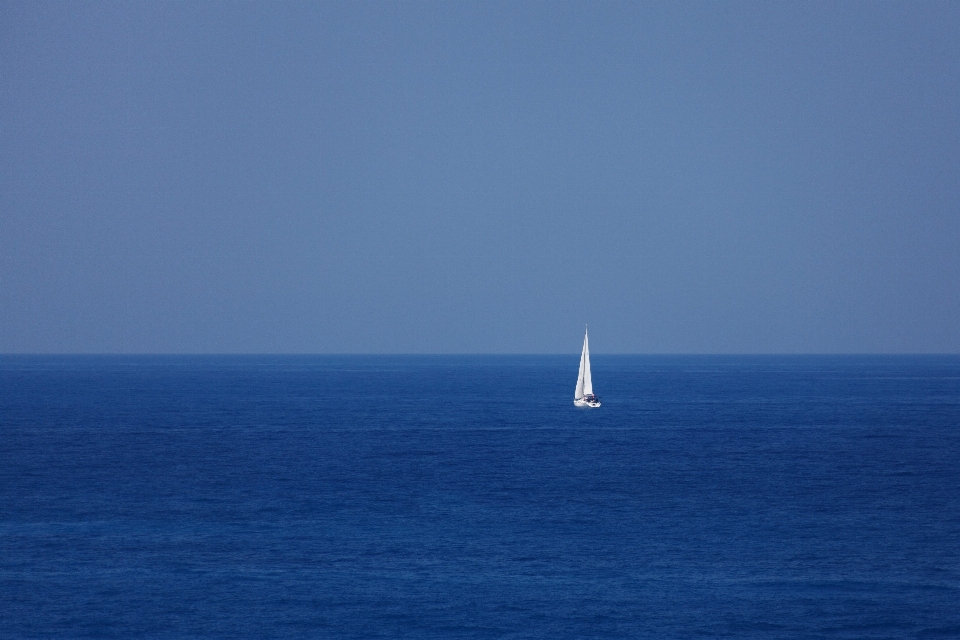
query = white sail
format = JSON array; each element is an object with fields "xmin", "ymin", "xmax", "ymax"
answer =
[
  {"xmin": 575, "ymin": 327, "xmax": 593, "ymax": 400},
  {"xmin": 575, "ymin": 337, "xmax": 586, "ymax": 400},
  {"xmin": 582, "ymin": 328, "xmax": 593, "ymax": 396}
]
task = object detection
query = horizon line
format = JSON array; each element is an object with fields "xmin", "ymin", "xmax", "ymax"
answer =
[{"xmin": 2, "ymin": 352, "xmax": 959, "ymax": 357}]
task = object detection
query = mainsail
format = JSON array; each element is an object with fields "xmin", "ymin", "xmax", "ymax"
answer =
[{"xmin": 575, "ymin": 327, "xmax": 593, "ymax": 400}]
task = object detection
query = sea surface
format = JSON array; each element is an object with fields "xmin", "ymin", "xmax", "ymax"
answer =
[{"xmin": 2, "ymin": 355, "xmax": 959, "ymax": 639}]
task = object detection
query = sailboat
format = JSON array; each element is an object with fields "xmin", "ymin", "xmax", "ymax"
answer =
[{"xmin": 574, "ymin": 326, "xmax": 601, "ymax": 407}]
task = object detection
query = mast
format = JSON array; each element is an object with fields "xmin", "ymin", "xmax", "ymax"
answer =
[{"xmin": 582, "ymin": 326, "xmax": 593, "ymax": 396}]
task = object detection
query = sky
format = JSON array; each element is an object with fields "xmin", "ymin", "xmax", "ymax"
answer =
[{"xmin": 2, "ymin": 1, "xmax": 959, "ymax": 353}]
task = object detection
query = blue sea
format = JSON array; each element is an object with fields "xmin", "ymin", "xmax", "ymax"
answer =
[{"xmin": 2, "ymin": 355, "xmax": 959, "ymax": 639}]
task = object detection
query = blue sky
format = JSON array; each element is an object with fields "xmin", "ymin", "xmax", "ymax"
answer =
[{"xmin": 2, "ymin": 1, "xmax": 958, "ymax": 353}]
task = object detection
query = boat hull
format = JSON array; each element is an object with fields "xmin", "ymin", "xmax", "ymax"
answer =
[{"xmin": 574, "ymin": 398, "xmax": 601, "ymax": 408}]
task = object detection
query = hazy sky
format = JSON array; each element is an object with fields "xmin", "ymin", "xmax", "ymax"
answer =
[{"xmin": 2, "ymin": 1, "xmax": 958, "ymax": 353}]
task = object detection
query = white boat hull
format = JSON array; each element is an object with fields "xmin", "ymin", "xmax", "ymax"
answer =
[{"xmin": 574, "ymin": 398, "xmax": 601, "ymax": 408}]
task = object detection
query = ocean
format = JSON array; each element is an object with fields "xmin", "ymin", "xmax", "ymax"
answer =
[{"xmin": 2, "ymin": 355, "xmax": 959, "ymax": 638}]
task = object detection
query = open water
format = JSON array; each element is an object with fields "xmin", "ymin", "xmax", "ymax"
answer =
[{"xmin": 2, "ymin": 355, "xmax": 959, "ymax": 639}]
